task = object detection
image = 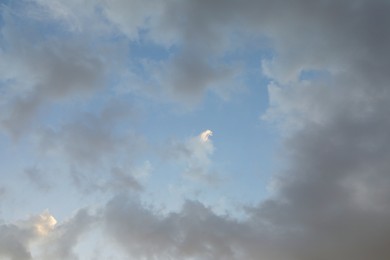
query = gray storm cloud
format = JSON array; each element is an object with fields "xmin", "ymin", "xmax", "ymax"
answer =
[{"xmin": 0, "ymin": 0, "xmax": 390, "ymax": 259}]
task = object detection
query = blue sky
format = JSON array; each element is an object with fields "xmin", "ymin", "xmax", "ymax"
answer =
[{"xmin": 1, "ymin": 0, "xmax": 390, "ymax": 259}]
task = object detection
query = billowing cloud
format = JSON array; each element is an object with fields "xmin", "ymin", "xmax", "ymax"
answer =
[
  {"xmin": 0, "ymin": 210, "xmax": 57, "ymax": 260},
  {"xmin": 102, "ymin": 195, "xmax": 252, "ymax": 259},
  {"xmin": 33, "ymin": 211, "xmax": 57, "ymax": 237},
  {"xmin": 0, "ymin": 208, "xmax": 97, "ymax": 260}
]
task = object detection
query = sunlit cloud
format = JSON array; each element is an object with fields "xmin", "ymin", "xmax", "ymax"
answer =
[
  {"xmin": 200, "ymin": 129, "xmax": 213, "ymax": 143},
  {"xmin": 34, "ymin": 211, "xmax": 57, "ymax": 237}
]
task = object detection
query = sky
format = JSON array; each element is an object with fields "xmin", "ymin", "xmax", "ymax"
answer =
[{"xmin": 0, "ymin": 0, "xmax": 390, "ymax": 259}]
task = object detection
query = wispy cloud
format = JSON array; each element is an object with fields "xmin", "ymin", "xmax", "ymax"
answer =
[{"xmin": 165, "ymin": 130, "xmax": 221, "ymax": 184}]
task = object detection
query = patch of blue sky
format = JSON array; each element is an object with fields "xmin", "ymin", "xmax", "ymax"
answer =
[
  {"xmin": 0, "ymin": 0, "xmax": 19, "ymax": 25},
  {"xmin": 130, "ymin": 28, "xmax": 178, "ymax": 59},
  {"xmin": 222, "ymin": 30, "xmax": 274, "ymax": 64},
  {"xmin": 1, "ymin": 5, "xmax": 280, "ymax": 217},
  {"xmin": 0, "ymin": 135, "xmax": 57, "ymax": 221},
  {"xmin": 124, "ymin": 35, "xmax": 178, "ymax": 84},
  {"xmin": 0, "ymin": 79, "xmax": 16, "ymax": 93},
  {"xmin": 222, "ymin": 40, "xmax": 274, "ymax": 69},
  {"xmin": 2, "ymin": 3, "xmax": 68, "ymax": 40},
  {"xmin": 138, "ymin": 71, "xmax": 278, "ymax": 211},
  {"xmin": 129, "ymin": 42, "xmax": 278, "ymax": 206},
  {"xmin": 299, "ymin": 69, "xmax": 332, "ymax": 82}
]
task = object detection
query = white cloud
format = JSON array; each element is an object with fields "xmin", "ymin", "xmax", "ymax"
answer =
[
  {"xmin": 32, "ymin": 211, "xmax": 57, "ymax": 237},
  {"xmin": 200, "ymin": 129, "xmax": 213, "ymax": 143}
]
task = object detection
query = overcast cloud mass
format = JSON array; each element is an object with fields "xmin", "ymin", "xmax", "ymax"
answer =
[{"xmin": 1, "ymin": 0, "xmax": 390, "ymax": 259}]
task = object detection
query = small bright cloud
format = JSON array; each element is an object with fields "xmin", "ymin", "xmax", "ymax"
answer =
[
  {"xmin": 34, "ymin": 211, "xmax": 57, "ymax": 236},
  {"xmin": 200, "ymin": 130, "xmax": 213, "ymax": 143}
]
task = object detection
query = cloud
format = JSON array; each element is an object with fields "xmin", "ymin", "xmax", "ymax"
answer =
[
  {"xmin": 0, "ymin": 2, "xmax": 121, "ymax": 138},
  {"xmin": 3, "ymin": 0, "xmax": 389, "ymax": 110},
  {"xmin": 24, "ymin": 167, "xmax": 51, "ymax": 192},
  {"xmin": 70, "ymin": 166, "xmax": 145, "ymax": 196},
  {"xmin": 39, "ymin": 208, "xmax": 95, "ymax": 260},
  {"xmin": 0, "ymin": 223, "xmax": 34, "ymax": 260},
  {"xmin": 200, "ymin": 130, "xmax": 213, "ymax": 143},
  {"xmin": 154, "ymin": 54, "xmax": 242, "ymax": 104},
  {"xmin": 0, "ymin": 186, "xmax": 6, "ymax": 201},
  {"xmin": 1, "ymin": 0, "xmax": 390, "ymax": 259},
  {"xmin": 95, "ymin": 167, "xmax": 144, "ymax": 194},
  {"xmin": 0, "ymin": 208, "xmax": 96, "ymax": 260},
  {"xmin": 102, "ymin": 195, "xmax": 254, "ymax": 259},
  {"xmin": 37, "ymin": 98, "xmax": 143, "ymax": 164},
  {"xmin": 0, "ymin": 210, "xmax": 57, "ymax": 260},
  {"xmin": 32, "ymin": 0, "xmax": 107, "ymax": 33},
  {"xmin": 22, "ymin": 97, "xmax": 147, "ymax": 196},
  {"xmin": 166, "ymin": 130, "xmax": 220, "ymax": 184},
  {"xmin": 29, "ymin": 0, "xmax": 244, "ymax": 104},
  {"xmin": 99, "ymin": 1, "xmax": 390, "ymax": 259},
  {"xmin": 33, "ymin": 211, "xmax": 57, "ymax": 237}
]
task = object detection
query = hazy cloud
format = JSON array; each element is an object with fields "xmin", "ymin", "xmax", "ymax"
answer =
[
  {"xmin": 97, "ymin": 167, "xmax": 144, "ymax": 193},
  {"xmin": 24, "ymin": 167, "xmax": 51, "ymax": 192},
  {"xmin": 0, "ymin": 22, "xmax": 107, "ymax": 138},
  {"xmin": 1, "ymin": 0, "xmax": 390, "ymax": 259},
  {"xmin": 37, "ymin": 99, "xmax": 142, "ymax": 165},
  {"xmin": 166, "ymin": 130, "xmax": 220, "ymax": 184},
  {"xmin": 40, "ymin": 209, "xmax": 95, "ymax": 260}
]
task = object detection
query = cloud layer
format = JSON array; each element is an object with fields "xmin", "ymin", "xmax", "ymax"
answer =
[{"xmin": 1, "ymin": 0, "xmax": 390, "ymax": 259}]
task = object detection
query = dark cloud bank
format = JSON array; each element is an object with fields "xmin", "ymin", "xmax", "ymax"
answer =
[{"xmin": 1, "ymin": 0, "xmax": 390, "ymax": 259}]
